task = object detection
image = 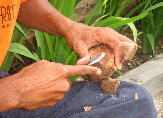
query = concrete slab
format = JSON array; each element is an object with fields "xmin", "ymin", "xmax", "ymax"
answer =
[
  {"xmin": 154, "ymin": 91, "xmax": 163, "ymax": 118},
  {"xmin": 118, "ymin": 53, "xmax": 163, "ymax": 94},
  {"xmin": 117, "ymin": 53, "xmax": 163, "ymax": 118}
]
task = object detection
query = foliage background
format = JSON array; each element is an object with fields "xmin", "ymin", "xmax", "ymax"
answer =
[{"xmin": 0, "ymin": 0, "xmax": 162, "ymax": 72}]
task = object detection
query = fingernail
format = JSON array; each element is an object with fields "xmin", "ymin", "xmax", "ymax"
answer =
[
  {"xmin": 77, "ymin": 57, "xmax": 90, "ymax": 65},
  {"xmin": 96, "ymin": 70, "xmax": 102, "ymax": 75}
]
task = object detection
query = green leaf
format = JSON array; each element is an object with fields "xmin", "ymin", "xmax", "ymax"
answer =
[
  {"xmin": 64, "ymin": 51, "xmax": 77, "ymax": 65},
  {"xmin": 14, "ymin": 53, "xmax": 25, "ymax": 64},
  {"xmin": 91, "ymin": 13, "xmax": 110, "ymax": 26},
  {"xmin": 44, "ymin": 33, "xmax": 56, "ymax": 61},
  {"xmin": 144, "ymin": 2, "xmax": 163, "ymax": 12},
  {"xmin": 94, "ymin": 16, "xmax": 120, "ymax": 27},
  {"xmin": 62, "ymin": 0, "xmax": 75, "ymax": 18},
  {"xmin": 94, "ymin": 12, "xmax": 148, "ymax": 29},
  {"xmin": 128, "ymin": 22, "xmax": 138, "ymax": 42},
  {"xmin": 0, "ymin": 52, "xmax": 14, "ymax": 71},
  {"xmin": 35, "ymin": 30, "xmax": 46, "ymax": 59},
  {"xmin": 147, "ymin": 33, "xmax": 155, "ymax": 54},
  {"xmin": 109, "ymin": 0, "xmax": 118, "ymax": 15},
  {"xmin": 15, "ymin": 23, "xmax": 28, "ymax": 38},
  {"xmin": 115, "ymin": 70, "xmax": 123, "ymax": 75},
  {"xmin": 109, "ymin": 12, "xmax": 148, "ymax": 29},
  {"xmin": 114, "ymin": 0, "xmax": 132, "ymax": 16},
  {"xmin": 9, "ymin": 43, "xmax": 40, "ymax": 61},
  {"xmin": 125, "ymin": 0, "xmax": 148, "ymax": 18}
]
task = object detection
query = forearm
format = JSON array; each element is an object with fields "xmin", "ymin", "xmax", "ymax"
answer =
[
  {"xmin": 0, "ymin": 75, "xmax": 20, "ymax": 112},
  {"xmin": 17, "ymin": 0, "xmax": 76, "ymax": 37}
]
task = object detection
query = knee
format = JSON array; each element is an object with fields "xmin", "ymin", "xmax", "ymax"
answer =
[
  {"xmin": 118, "ymin": 81, "xmax": 154, "ymax": 104},
  {"xmin": 117, "ymin": 81, "xmax": 157, "ymax": 117}
]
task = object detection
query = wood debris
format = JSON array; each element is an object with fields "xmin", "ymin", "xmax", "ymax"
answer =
[
  {"xmin": 84, "ymin": 106, "xmax": 93, "ymax": 111},
  {"xmin": 134, "ymin": 93, "xmax": 139, "ymax": 99}
]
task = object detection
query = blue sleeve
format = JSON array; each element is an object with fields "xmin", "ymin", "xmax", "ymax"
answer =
[{"xmin": 0, "ymin": 71, "xmax": 10, "ymax": 79}]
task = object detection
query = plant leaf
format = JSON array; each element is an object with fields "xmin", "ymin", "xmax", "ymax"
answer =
[
  {"xmin": 35, "ymin": 30, "xmax": 46, "ymax": 59},
  {"xmin": 15, "ymin": 23, "xmax": 28, "ymax": 38},
  {"xmin": 114, "ymin": 0, "xmax": 132, "ymax": 16},
  {"xmin": 109, "ymin": 12, "xmax": 148, "ymax": 29},
  {"xmin": 128, "ymin": 22, "xmax": 138, "ymax": 42},
  {"xmin": 9, "ymin": 43, "xmax": 40, "ymax": 61},
  {"xmin": 147, "ymin": 33, "xmax": 155, "ymax": 54},
  {"xmin": 144, "ymin": 2, "xmax": 163, "ymax": 12}
]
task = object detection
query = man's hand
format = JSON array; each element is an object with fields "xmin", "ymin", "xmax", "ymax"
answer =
[
  {"xmin": 0, "ymin": 60, "xmax": 101, "ymax": 112},
  {"xmin": 66, "ymin": 24, "xmax": 137, "ymax": 69},
  {"xmin": 18, "ymin": 0, "xmax": 136, "ymax": 70}
]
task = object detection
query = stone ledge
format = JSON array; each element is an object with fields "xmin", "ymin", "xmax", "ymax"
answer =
[{"xmin": 118, "ymin": 53, "xmax": 163, "ymax": 87}]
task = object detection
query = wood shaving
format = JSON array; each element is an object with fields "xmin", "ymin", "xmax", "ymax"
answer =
[
  {"xmin": 134, "ymin": 93, "xmax": 139, "ymax": 99},
  {"xmin": 76, "ymin": 77, "xmax": 84, "ymax": 81},
  {"xmin": 84, "ymin": 106, "xmax": 93, "ymax": 111}
]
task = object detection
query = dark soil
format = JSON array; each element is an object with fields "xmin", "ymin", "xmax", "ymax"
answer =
[{"xmin": 9, "ymin": 56, "xmax": 34, "ymax": 74}]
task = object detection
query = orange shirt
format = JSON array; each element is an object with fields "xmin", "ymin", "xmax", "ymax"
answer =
[{"xmin": 0, "ymin": 0, "xmax": 26, "ymax": 67}]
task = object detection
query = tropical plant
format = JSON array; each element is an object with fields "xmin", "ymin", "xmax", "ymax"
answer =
[
  {"xmin": 141, "ymin": 0, "xmax": 163, "ymax": 55},
  {"xmin": 1, "ymin": 0, "xmax": 163, "ymax": 73},
  {"xmin": 0, "ymin": 24, "xmax": 29, "ymax": 71},
  {"xmin": 8, "ymin": 0, "xmax": 147, "ymax": 63}
]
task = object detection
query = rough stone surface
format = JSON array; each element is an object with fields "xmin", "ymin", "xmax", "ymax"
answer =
[
  {"xmin": 154, "ymin": 91, "xmax": 163, "ymax": 118},
  {"xmin": 118, "ymin": 53, "xmax": 163, "ymax": 82},
  {"xmin": 118, "ymin": 53, "xmax": 163, "ymax": 118}
]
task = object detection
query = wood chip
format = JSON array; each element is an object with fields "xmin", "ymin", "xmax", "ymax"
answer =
[
  {"xmin": 84, "ymin": 106, "xmax": 93, "ymax": 111},
  {"xmin": 76, "ymin": 77, "xmax": 84, "ymax": 81},
  {"xmin": 134, "ymin": 93, "xmax": 139, "ymax": 99}
]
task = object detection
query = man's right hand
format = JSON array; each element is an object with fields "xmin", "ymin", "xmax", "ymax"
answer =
[{"xmin": 0, "ymin": 60, "xmax": 101, "ymax": 112}]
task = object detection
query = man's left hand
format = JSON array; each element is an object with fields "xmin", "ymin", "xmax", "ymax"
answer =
[{"xmin": 65, "ymin": 24, "xmax": 137, "ymax": 70}]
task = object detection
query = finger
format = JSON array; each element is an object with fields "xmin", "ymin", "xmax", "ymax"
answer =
[
  {"xmin": 44, "ymin": 93, "xmax": 65, "ymax": 101},
  {"xmin": 52, "ymin": 93, "xmax": 65, "ymax": 100},
  {"xmin": 109, "ymin": 28, "xmax": 133, "ymax": 43},
  {"xmin": 64, "ymin": 65, "xmax": 101, "ymax": 76},
  {"xmin": 100, "ymin": 33, "xmax": 122, "ymax": 69},
  {"xmin": 76, "ymin": 56, "xmax": 90, "ymax": 65},
  {"xmin": 102, "ymin": 33, "xmax": 123, "ymax": 70},
  {"xmin": 40, "ymin": 93, "xmax": 64, "ymax": 108},
  {"xmin": 45, "ymin": 78, "xmax": 71, "ymax": 93},
  {"xmin": 40, "ymin": 101, "xmax": 57, "ymax": 108},
  {"xmin": 113, "ymin": 41, "xmax": 124, "ymax": 70},
  {"xmin": 25, "ymin": 101, "xmax": 57, "ymax": 110},
  {"xmin": 72, "ymin": 40, "xmax": 90, "ymax": 65},
  {"xmin": 42, "ymin": 101, "xmax": 57, "ymax": 108},
  {"xmin": 114, "ymin": 51, "xmax": 122, "ymax": 70}
]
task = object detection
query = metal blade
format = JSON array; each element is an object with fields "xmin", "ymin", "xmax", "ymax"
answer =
[{"xmin": 87, "ymin": 53, "xmax": 105, "ymax": 66}]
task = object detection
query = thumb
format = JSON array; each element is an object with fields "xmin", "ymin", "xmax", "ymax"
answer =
[
  {"xmin": 72, "ymin": 41, "xmax": 90, "ymax": 65},
  {"xmin": 64, "ymin": 65, "xmax": 101, "ymax": 77}
]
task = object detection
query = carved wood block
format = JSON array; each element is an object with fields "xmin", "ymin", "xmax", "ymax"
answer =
[{"xmin": 88, "ymin": 44, "xmax": 120, "ymax": 94}]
